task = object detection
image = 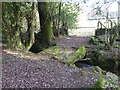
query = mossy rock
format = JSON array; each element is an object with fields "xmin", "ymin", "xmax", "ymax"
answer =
[
  {"xmin": 98, "ymin": 55, "xmax": 120, "ymax": 69},
  {"xmin": 63, "ymin": 46, "xmax": 86, "ymax": 68},
  {"xmin": 70, "ymin": 64, "xmax": 78, "ymax": 68},
  {"xmin": 40, "ymin": 46, "xmax": 68, "ymax": 54},
  {"xmin": 92, "ymin": 78, "xmax": 120, "ymax": 89},
  {"xmin": 52, "ymin": 48, "xmax": 73, "ymax": 61},
  {"xmin": 84, "ymin": 66, "xmax": 106, "ymax": 75},
  {"xmin": 106, "ymin": 72, "xmax": 119, "ymax": 83},
  {"xmin": 52, "ymin": 54, "xmax": 65, "ymax": 61},
  {"xmin": 53, "ymin": 46, "xmax": 86, "ymax": 68},
  {"xmin": 92, "ymin": 66, "xmax": 102, "ymax": 74},
  {"xmin": 91, "ymin": 66, "xmax": 107, "ymax": 75}
]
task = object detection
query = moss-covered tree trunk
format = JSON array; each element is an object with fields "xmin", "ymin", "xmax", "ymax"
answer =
[
  {"xmin": 25, "ymin": 2, "xmax": 35, "ymax": 50},
  {"xmin": 38, "ymin": 2, "xmax": 54, "ymax": 48},
  {"xmin": 13, "ymin": 3, "xmax": 22, "ymax": 50}
]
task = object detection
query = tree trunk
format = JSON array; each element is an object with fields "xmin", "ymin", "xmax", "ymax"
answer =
[
  {"xmin": 38, "ymin": 2, "xmax": 54, "ymax": 48},
  {"xmin": 25, "ymin": 2, "xmax": 35, "ymax": 50},
  {"xmin": 57, "ymin": 2, "xmax": 62, "ymax": 37},
  {"xmin": 52, "ymin": 16, "xmax": 57, "ymax": 36},
  {"xmin": 13, "ymin": 3, "xmax": 22, "ymax": 50}
]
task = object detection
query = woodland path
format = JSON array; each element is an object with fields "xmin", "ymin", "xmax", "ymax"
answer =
[
  {"xmin": 2, "ymin": 36, "xmax": 101, "ymax": 88},
  {"xmin": 55, "ymin": 36, "xmax": 91, "ymax": 48}
]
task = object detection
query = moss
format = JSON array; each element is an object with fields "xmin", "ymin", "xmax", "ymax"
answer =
[
  {"xmin": 83, "ymin": 67, "xmax": 87, "ymax": 70},
  {"xmin": 81, "ymin": 73, "xmax": 87, "ymax": 76},
  {"xmin": 92, "ymin": 78, "xmax": 108, "ymax": 89},
  {"xmin": 89, "ymin": 37, "xmax": 98, "ymax": 45},
  {"xmin": 92, "ymin": 78, "xmax": 105, "ymax": 89},
  {"xmin": 92, "ymin": 78, "xmax": 120, "ymax": 89},
  {"xmin": 106, "ymin": 72, "xmax": 119, "ymax": 83},
  {"xmin": 93, "ymin": 66, "xmax": 107, "ymax": 75},
  {"xmin": 64, "ymin": 46, "xmax": 86, "ymax": 64},
  {"xmin": 52, "ymin": 54, "xmax": 63, "ymax": 60},
  {"xmin": 36, "ymin": 57, "xmax": 46, "ymax": 60},
  {"xmin": 101, "ymin": 70, "xmax": 107, "ymax": 75},
  {"xmin": 70, "ymin": 64, "xmax": 78, "ymax": 68},
  {"xmin": 40, "ymin": 46, "xmax": 65, "ymax": 54},
  {"xmin": 89, "ymin": 73, "xmax": 96, "ymax": 76},
  {"xmin": 20, "ymin": 53, "xmax": 34, "ymax": 57},
  {"xmin": 83, "ymin": 66, "xmax": 106, "ymax": 75},
  {"xmin": 52, "ymin": 46, "xmax": 86, "ymax": 68},
  {"xmin": 91, "ymin": 66, "xmax": 102, "ymax": 74}
]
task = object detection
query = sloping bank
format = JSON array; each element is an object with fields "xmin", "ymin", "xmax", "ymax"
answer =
[
  {"xmin": 15, "ymin": 45, "xmax": 120, "ymax": 88},
  {"xmin": 51, "ymin": 46, "xmax": 120, "ymax": 89}
]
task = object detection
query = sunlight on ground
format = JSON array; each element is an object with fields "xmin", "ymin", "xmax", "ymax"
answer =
[
  {"xmin": 3, "ymin": 50, "xmax": 19, "ymax": 55},
  {"xmin": 68, "ymin": 28, "xmax": 95, "ymax": 36}
]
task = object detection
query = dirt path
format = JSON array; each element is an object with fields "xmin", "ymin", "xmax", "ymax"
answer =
[
  {"xmin": 55, "ymin": 36, "xmax": 91, "ymax": 48},
  {"xmin": 2, "ymin": 36, "xmax": 101, "ymax": 88}
]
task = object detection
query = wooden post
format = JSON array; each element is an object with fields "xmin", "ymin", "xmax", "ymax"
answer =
[{"xmin": 118, "ymin": 2, "xmax": 120, "ymax": 24}]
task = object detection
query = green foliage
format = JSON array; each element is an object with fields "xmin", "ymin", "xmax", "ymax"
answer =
[
  {"xmin": 60, "ymin": 2, "xmax": 81, "ymax": 28},
  {"xmin": 2, "ymin": 2, "xmax": 34, "ymax": 49},
  {"xmin": 96, "ymin": 44, "xmax": 105, "ymax": 50},
  {"xmin": 89, "ymin": 37, "xmax": 98, "ymax": 45},
  {"xmin": 96, "ymin": 20, "xmax": 119, "ymax": 47},
  {"xmin": 114, "ymin": 45, "xmax": 120, "ymax": 48},
  {"xmin": 95, "ymin": 28, "xmax": 106, "ymax": 36}
]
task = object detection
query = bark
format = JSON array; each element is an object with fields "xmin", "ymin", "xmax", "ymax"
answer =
[
  {"xmin": 57, "ymin": 2, "xmax": 62, "ymax": 37},
  {"xmin": 25, "ymin": 2, "xmax": 35, "ymax": 50},
  {"xmin": 38, "ymin": 2, "xmax": 54, "ymax": 48},
  {"xmin": 52, "ymin": 16, "xmax": 58, "ymax": 36},
  {"xmin": 13, "ymin": 3, "xmax": 22, "ymax": 49},
  {"xmin": 61, "ymin": 21, "xmax": 68, "ymax": 36}
]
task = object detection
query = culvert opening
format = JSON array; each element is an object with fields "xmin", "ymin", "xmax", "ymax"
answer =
[{"xmin": 74, "ymin": 61, "xmax": 93, "ymax": 68}]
